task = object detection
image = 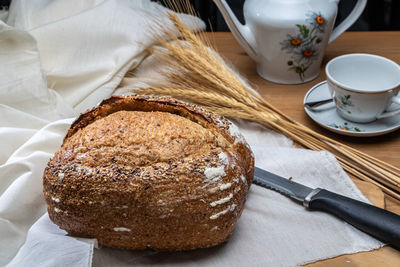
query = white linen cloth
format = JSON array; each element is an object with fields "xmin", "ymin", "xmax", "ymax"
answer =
[{"xmin": 0, "ymin": 0, "xmax": 382, "ymax": 266}]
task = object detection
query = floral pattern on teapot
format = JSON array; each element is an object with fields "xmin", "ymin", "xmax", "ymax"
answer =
[{"xmin": 280, "ymin": 12, "xmax": 327, "ymax": 81}]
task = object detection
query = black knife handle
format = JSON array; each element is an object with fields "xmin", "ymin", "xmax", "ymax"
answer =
[{"xmin": 308, "ymin": 189, "xmax": 400, "ymax": 250}]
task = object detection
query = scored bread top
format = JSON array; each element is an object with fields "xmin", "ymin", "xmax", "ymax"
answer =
[
  {"xmin": 61, "ymin": 110, "xmax": 230, "ymax": 168},
  {"xmin": 54, "ymin": 93, "xmax": 253, "ymax": 188}
]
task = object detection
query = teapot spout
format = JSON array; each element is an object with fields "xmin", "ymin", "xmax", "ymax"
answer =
[{"xmin": 213, "ymin": 0, "xmax": 258, "ymax": 61}]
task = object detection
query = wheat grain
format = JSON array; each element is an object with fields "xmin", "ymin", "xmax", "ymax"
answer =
[{"xmin": 124, "ymin": 7, "xmax": 400, "ymax": 200}]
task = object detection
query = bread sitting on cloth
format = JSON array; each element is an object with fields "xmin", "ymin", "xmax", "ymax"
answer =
[{"xmin": 43, "ymin": 95, "xmax": 254, "ymax": 251}]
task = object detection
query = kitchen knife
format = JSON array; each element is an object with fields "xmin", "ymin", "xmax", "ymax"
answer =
[{"xmin": 253, "ymin": 166, "xmax": 400, "ymax": 250}]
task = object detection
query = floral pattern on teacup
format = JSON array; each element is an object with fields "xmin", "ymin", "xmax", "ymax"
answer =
[
  {"xmin": 334, "ymin": 94, "xmax": 354, "ymax": 114},
  {"xmin": 280, "ymin": 11, "xmax": 326, "ymax": 81}
]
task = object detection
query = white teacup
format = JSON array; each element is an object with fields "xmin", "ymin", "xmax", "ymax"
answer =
[{"xmin": 326, "ymin": 54, "xmax": 400, "ymax": 123}]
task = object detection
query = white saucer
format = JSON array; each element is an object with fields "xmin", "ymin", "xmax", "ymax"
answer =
[{"xmin": 304, "ymin": 81, "xmax": 400, "ymax": 137}]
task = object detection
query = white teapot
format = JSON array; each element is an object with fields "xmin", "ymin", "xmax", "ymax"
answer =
[{"xmin": 213, "ymin": 0, "xmax": 367, "ymax": 84}]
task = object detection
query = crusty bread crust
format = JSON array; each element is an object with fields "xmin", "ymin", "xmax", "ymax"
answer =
[{"xmin": 43, "ymin": 95, "xmax": 254, "ymax": 251}]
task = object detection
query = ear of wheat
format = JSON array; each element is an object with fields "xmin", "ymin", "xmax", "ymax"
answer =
[{"xmin": 126, "ymin": 3, "xmax": 400, "ymax": 201}]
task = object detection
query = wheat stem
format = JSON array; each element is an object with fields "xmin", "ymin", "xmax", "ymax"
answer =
[{"xmin": 124, "ymin": 10, "xmax": 400, "ymax": 201}]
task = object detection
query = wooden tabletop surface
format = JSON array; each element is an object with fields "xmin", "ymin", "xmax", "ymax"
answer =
[{"xmin": 207, "ymin": 31, "xmax": 400, "ymax": 265}]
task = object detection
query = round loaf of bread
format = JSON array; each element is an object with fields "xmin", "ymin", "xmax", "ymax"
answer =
[{"xmin": 43, "ymin": 95, "xmax": 254, "ymax": 251}]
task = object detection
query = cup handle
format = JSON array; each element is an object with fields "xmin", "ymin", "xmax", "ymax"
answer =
[
  {"xmin": 376, "ymin": 96, "xmax": 400, "ymax": 120},
  {"xmin": 328, "ymin": 0, "xmax": 367, "ymax": 44}
]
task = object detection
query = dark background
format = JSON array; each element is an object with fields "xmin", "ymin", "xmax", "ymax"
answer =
[
  {"xmin": 168, "ymin": 0, "xmax": 399, "ymax": 31},
  {"xmin": 171, "ymin": 0, "xmax": 399, "ymax": 31},
  {"xmin": 1, "ymin": 0, "xmax": 399, "ymax": 31}
]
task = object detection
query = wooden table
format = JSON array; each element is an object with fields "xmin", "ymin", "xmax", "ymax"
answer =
[{"xmin": 208, "ymin": 31, "xmax": 400, "ymax": 266}]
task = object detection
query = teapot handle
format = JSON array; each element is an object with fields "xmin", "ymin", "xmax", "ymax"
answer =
[{"xmin": 329, "ymin": 0, "xmax": 367, "ymax": 44}]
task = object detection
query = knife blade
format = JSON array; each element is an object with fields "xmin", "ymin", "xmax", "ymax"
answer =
[{"xmin": 253, "ymin": 166, "xmax": 400, "ymax": 250}]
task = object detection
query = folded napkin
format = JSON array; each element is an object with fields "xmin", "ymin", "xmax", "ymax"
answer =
[
  {"xmin": 6, "ymin": 119, "xmax": 383, "ymax": 267},
  {"xmin": 0, "ymin": 0, "xmax": 382, "ymax": 266}
]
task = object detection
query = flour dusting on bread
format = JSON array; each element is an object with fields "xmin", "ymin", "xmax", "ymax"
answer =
[{"xmin": 204, "ymin": 166, "xmax": 226, "ymax": 183}]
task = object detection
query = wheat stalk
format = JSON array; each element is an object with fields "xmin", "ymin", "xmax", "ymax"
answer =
[{"xmin": 127, "ymin": 9, "xmax": 400, "ymax": 200}]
